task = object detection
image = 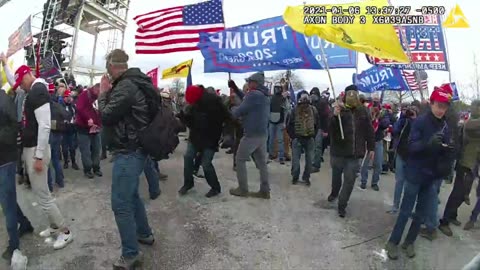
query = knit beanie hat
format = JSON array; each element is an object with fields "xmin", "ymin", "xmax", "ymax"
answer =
[{"xmin": 185, "ymin": 85, "xmax": 203, "ymax": 104}]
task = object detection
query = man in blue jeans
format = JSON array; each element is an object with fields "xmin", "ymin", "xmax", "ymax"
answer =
[
  {"xmin": 388, "ymin": 106, "xmax": 417, "ymax": 213},
  {"xmin": 0, "ymin": 75, "xmax": 34, "ymax": 261},
  {"xmin": 286, "ymin": 91, "xmax": 319, "ymax": 186},
  {"xmin": 268, "ymin": 86, "xmax": 287, "ymax": 164},
  {"xmin": 48, "ymin": 131, "xmax": 64, "ymax": 190},
  {"xmin": 99, "ymin": 49, "xmax": 154, "ymax": 269},
  {"xmin": 75, "ymin": 84, "xmax": 102, "ymax": 179},
  {"xmin": 143, "ymin": 156, "xmax": 161, "ymax": 200},
  {"xmin": 360, "ymin": 107, "xmax": 390, "ymax": 191},
  {"xmin": 385, "ymin": 87, "xmax": 455, "ymax": 260}
]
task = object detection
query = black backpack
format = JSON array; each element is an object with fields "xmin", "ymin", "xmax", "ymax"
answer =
[
  {"xmin": 50, "ymin": 101, "xmax": 69, "ymax": 132},
  {"xmin": 137, "ymin": 83, "xmax": 180, "ymax": 160}
]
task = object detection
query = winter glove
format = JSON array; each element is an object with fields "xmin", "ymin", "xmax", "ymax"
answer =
[
  {"xmin": 228, "ymin": 79, "xmax": 238, "ymax": 90},
  {"xmin": 428, "ymin": 132, "xmax": 444, "ymax": 150}
]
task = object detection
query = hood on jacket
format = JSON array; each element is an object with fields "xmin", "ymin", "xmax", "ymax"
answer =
[
  {"xmin": 310, "ymin": 87, "xmax": 320, "ymax": 97},
  {"xmin": 296, "ymin": 90, "xmax": 309, "ymax": 102},
  {"xmin": 114, "ymin": 68, "xmax": 153, "ymax": 90},
  {"xmin": 113, "ymin": 68, "xmax": 161, "ymax": 116}
]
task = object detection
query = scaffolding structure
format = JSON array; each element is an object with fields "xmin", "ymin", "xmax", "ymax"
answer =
[{"xmin": 31, "ymin": 0, "xmax": 131, "ymax": 85}]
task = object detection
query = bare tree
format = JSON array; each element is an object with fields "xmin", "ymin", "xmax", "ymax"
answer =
[
  {"xmin": 170, "ymin": 78, "xmax": 185, "ymax": 93},
  {"xmin": 382, "ymin": 90, "xmax": 411, "ymax": 104},
  {"xmin": 272, "ymin": 70, "xmax": 305, "ymax": 90}
]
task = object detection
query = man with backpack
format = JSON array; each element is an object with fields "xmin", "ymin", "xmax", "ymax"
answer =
[
  {"xmin": 98, "ymin": 49, "xmax": 156, "ymax": 269},
  {"xmin": 286, "ymin": 91, "xmax": 319, "ymax": 186}
]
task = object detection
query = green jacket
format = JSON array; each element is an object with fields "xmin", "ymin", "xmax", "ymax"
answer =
[{"xmin": 459, "ymin": 119, "xmax": 480, "ymax": 170}]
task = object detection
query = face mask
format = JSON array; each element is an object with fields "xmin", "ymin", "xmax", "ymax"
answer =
[
  {"xmin": 345, "ymin": 90, "xmax": 361, "ymax": 108},
  {"xmin": 311, "ymin": 95, "xmax": 319, "ymax": 102}
]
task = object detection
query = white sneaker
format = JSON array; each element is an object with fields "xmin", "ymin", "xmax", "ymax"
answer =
[
  {"xmin": 39, "ymin": 227, "xmax": 59, "ymax": 238},
  {"xmin": 53, "ymin": 232, "xmax": 73, "ymax": 250}
]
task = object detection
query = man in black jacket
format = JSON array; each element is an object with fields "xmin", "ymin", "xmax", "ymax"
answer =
[
  {"xmin": 98, "ymin": 49, "xmax": 155, "ymax": 269},
  {"xmin": 0, "ymin": 67, "xmax": 34, "ymax": 261},
  {"xmin": 177, "ymin": 85, "xmax": 232, "ymax": 198},
  {"xmin": 328, "ymin": 85, "xmax": 375, "ymax": 218},
  {"xmin": 268, "ymin": 86, "xmax": 287, "ymax": 164},
  {"xmin": 310, "ymin": 88, "xmax": 330, "ymax": 172}
]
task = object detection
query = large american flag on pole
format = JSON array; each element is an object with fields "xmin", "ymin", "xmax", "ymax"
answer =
[
  {"xmin": 134, "ymin": 0, "xmax": 225, "ymax": 54},
  {"xmin": 7, "ymin": 17, "xmax": 33, "ymax": 57},
  {"xmin": 402, "ymin": 70, "xmax": 428, "ymax": 91}
]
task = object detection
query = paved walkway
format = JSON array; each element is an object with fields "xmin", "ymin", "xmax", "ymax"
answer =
[{"xmin": 1, "ymin": 138, "xmax": 479, "ymax": 269}]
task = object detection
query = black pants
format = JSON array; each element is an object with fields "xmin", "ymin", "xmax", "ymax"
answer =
[
  {"xmin": 441, "ymin": 166, "xmax": 475, "ymax": 225},
  {"xmin": 16, "ymin": 146, "xmax": 24, "ymax": 176},
  {"xmin": 193, "ymin": 151, "xmax": 203, "ymax": 172},
  {"xmin": 330, "ymin": 156, "xmax": 361, "ymax": 210},
  {"xmin": 184, "ymin": 143, "xmax": 221, "ymax": 192}
]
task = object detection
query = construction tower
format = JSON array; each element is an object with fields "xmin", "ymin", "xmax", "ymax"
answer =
[{"xmin": 32, "ymin": 0, "xmax": 131, "ymax": 85}]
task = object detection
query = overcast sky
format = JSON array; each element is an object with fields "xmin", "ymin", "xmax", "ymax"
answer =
[{"xmin": 0, "ymin": 0, "xmax": 478, "ymax": 95}]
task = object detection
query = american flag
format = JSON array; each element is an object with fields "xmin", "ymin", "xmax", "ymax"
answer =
[
  {"xmin": 402, "ymin": 70, "xmax": 428, "ymax": 91},
  {"xmin": 134, "ymin": 0, "xmax": 225, "ymax": 54},
  {"xmin": 39, "ymin": 54, "xmax": 61, "ymax": 80},
  {"xmin": 7, "ymin": 17, "xmax": 33, "ymax": 57}
]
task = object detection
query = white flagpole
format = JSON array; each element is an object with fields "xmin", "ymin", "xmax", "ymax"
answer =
[
  {"xmin": 319, "ymin": 42, "xmax": 344, "ymax": 139},
  {"xmin": 440, "ymin": 14, "xmax": 453, "ymax": 82}
]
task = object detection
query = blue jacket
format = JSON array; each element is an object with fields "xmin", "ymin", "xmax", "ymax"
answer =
[
  {"xmin": 406, "ymin": 111, "xmax": 454, "ymax": 183},
  {"xmin": 233, "ymin": 86, "xmax": 270, "ymax": 137},
  {"xmin": 375, "ymin": 113, "xmax": 391, "ymax": 142}
]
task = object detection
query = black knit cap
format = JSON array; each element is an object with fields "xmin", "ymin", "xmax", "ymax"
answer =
[{"xmin": 345, "ymin": 84, "xmax": 358, "ymax": 91}]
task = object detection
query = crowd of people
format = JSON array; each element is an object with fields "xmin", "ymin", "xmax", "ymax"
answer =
[{"xmin": 0, "ymin": 48, "xmax": 479, "ymax": 268}]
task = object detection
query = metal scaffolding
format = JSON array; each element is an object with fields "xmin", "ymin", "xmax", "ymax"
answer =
[{"xmin": 32, "ymin": 0, "xmax": 131, "ymax": 85}]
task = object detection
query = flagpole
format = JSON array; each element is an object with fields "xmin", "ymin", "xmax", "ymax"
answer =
[
  {"xmin": 387, "ymin": 0, "xmax": 422, "ymax": 101},
  {"xmin": 319, "ymin": 42, "xmax": 344, "ymax": 139},
  {"xmin": 220, "ymin": 0, "xmax": 231, "ymax": 80},
  {"xmin": 440, "ymin": 14, "xmax": 452, "ymax": 82},
  {"xmin": 51, "ymin": 49, "xmax": 68, "ymax": 86},
  {"xmin": 397, "ymin": 24, "xmax": 424, "ymax": 101}
]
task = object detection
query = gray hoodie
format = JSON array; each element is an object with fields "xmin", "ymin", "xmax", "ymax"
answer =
[{"xmin": 233, "ymin": 72, "xmax": 270, "ymax": 137}]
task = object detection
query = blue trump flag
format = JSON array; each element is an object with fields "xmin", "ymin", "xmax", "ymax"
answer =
[
  {"xmin": 198, "ymin": 16, "xmax": 323, "ymax": 73},
  {"xmin": 352, "ymin": 66, "xmax": 409, "ymax": 93},
  {"xmin": 451, "ymin": 82, "xmax": 459, "ymax": 101},
  {"xmin": 305, "ymin": 36, "xmax": 357, "ymax": 68}
]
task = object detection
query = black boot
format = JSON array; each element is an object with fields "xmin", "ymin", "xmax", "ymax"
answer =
[
  {"xmin": 178, "ymin": 185, "xmax": 193, "ymax": 195},
  {"xmin": 71, "ymin": 161, "xmax": 79, "ymax": 170},
  {"xmin": 85, "ymin": 169, "xmax": 94, "ymax": 179},
  {"xmin": 63, "ymin": 162, "xmax": 69, "ymax": 169}
]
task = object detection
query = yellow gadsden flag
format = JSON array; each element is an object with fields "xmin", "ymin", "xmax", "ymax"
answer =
[
  {"xmin": 162, "ymin": 59, "xmax": 193, "ymax": 80},
  {"xmin": 283, "ymin": 0, "xmax": 409, "ymax": 63},
  {"xmin": 443, "ymin": 4, "xmax": 469, "ymax": 28}
]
